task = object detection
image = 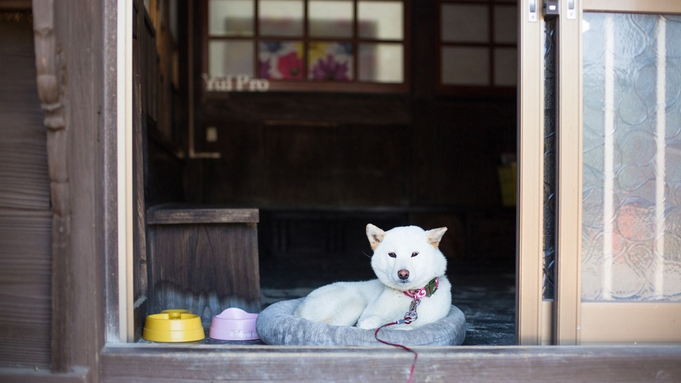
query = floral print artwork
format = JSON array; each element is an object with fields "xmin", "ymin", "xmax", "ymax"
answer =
[
  {"xmin": 308, "ymin": 42, "xmax": 353, "ymax": 81},
  {"xmin": 258, "ymin": 41, "xmax": 354, "ymax": 82},
  {"xmin": 258, "ymin": 41, "xmax": 304, "ymax": 80}
]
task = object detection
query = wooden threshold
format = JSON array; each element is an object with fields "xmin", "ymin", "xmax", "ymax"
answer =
[
  {"xmin": 0, "ymin": 367, "xmax": 89, "ymax": 383},
  {"xmin": 100, "ymin": 344, "xmax": 681, "ymax": 382}
]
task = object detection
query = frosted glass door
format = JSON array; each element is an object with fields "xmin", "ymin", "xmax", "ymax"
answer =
[
  {"xmin": 582, "ymin": 13, "xmax": 681, "ymax": 302},
  {"xmin": 575, "ymin": 8, "xmax": 681, "ymax": 344}
]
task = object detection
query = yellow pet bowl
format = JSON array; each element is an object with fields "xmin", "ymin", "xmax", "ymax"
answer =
[{"xmin": 142, "ymin": 309, "xmax": 205, "ymax": 342}]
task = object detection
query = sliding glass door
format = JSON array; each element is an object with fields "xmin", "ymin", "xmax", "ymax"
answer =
[
  {"xmin": 578, "ymin": 2, "xmax": 681, "ymax": 344},
  {"xmin": 518, "ymin": 0, "xmax": 681, "ymax": 345}
]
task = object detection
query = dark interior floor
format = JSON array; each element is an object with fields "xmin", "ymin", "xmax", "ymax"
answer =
[
  {"xmin": 446, "ymin": 273, "xmax": 515, "ymax": 345},
  {"xmin": 255, "ymin": 208, "xmax": 516, "ymax": 345},
  {"xmin": 260, "ymin": 259, "xmax": 516, "ymax": 346},
  {"xmin": 140, "ymin": 258, "xmax": 515, "ymax": 346}
]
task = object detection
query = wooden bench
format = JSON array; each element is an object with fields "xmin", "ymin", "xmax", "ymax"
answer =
[{"xmin": 145, "ymin": 206, "xmax": 260, "ymax": 327}]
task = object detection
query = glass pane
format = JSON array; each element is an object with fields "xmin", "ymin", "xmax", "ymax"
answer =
[
  {"xmin": 259, "ymin": 0, "xmax": 303, "ymax": 37},
  {"xmin": 358, "ymin": 43, "xmax": 403, "ymax": 83},
  {"xmin": 209, "ymin": 40, "xmax": 254, "ymax": 77},
  {"xmin": 441, "ymin": 46, "xmax": 489, "ymax": 85},
  {"xmin": 582, "ymin": 13, "xmax": 681, "ymax": 301},
  {"xmin": 308, "ymin": 42, "xmax": 354, "ymax": 81},
  {"xmin": 441, "ymin": 4, "xmax": 489, "ymax": 43},
  {"xmin": 309, "ymin": 0, "xmax": 353, "ymax": 38},
  {"xmin": 494, "ymin": 47, "xmax": 516, "ymax": 86},
  {"xmin": 258, "ymin": 41, "xmax": 304, "ymax": 80},
  {"xmin": 494, "ymin": 5, "xmax": 517, "ymax": 44},
  {"xmin": 358, "ymin": 1, "xmax": 403, "ymax": 40},
  {"xmin": 209, "ymin": 0, "xmax": 254, "ymax": 37}
]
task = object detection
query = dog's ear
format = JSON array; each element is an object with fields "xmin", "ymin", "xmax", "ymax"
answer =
[
  {"xmin": 426, "ymin": 227, "xmax": 447, "ymax": 248},
  {"xmin": 366, "ymin": 224, "xmax": 385, "ymax": 250}
]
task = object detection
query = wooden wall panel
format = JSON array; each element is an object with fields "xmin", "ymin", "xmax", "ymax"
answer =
[
  {"xmin": 147, "ymin": 208, "xmax": 261, "ymax": 329},
  {"xmin": 258, "ymin": 209, "xmax": 408, "ymax": 287},
  {"xmin": 0, "ymin": 13, "xmax": 49, "ymax": 211},
  {"xmin": 146, "ymin": 139, "xmax": 184, "ymax": 206},
  {"xmin": 0, "ymin": 12, "xmax": 52, "ymax": 368},
  {"xmin": 417, "ymin": 99, "xmax": 517, "ymax": 208},
  {"xmin": 0, "ymin": 212, "xmax": 51, "ymax": 367},
  {"xmin": 195, "ymin": 96, "xmax": 515, "ymax": 210},
  {"xmin": 199, "ymin": 121, "xmax": 411, "ymax": 208},
  {"xmin": 0, "ymin": 142, "xmax": 50, "ymax": 210}
]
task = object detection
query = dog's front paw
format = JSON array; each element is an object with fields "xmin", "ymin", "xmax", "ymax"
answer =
[{"xmin": 356, "ymin": 315, "xmax": 385, "ymax": 330}]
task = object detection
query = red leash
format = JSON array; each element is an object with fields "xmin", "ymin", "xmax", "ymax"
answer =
[
  {"xmin": 374, "ymin": 321, "xmax": 418, "ymax": 383},
  {"xmin": 374, "ymin": 297, "xmax": 422, "ymax": 383},
  {"xmin": 372, "ymin": 279, "xmax": 439, "ymax": 383}
]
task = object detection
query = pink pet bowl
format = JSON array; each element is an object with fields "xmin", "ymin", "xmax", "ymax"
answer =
[{"xmin": 209, "ymin": 308, "xmax": 259, "ymax": 341}]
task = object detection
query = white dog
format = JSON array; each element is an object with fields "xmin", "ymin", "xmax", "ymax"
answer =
[{"xmin": 294, "ymin": 224, "xmax": 452, "ymax": 330}]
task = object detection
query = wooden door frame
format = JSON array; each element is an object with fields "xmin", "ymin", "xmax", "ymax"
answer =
[
  {"xmin": 9, "ymin": 0, "xmax": 680, "ymax": 382},
  {"xmin": 515, "ymin": 0, "xmax": 545, "ymax": 346},
  {"xmin": 22, "ymin": 0, "xmax": 108, "ymax": 380}
]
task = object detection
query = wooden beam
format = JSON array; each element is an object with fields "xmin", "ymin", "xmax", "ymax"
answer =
[
  {"xmin": 100, "ymin": 345, "xmax": 681, "ymax": 382},
  {"xmin": 32, "ymin": 0, "xmax": 108, "ymax": 374},
  {"xmin": 32, "ymin": 0, "xmax": 72, "ymax": 372},
  {"xmin": 0, "ymin": 1, "xmax": 31, "ymax": 10},
  {"xmin": 0, "ymin": 367, "xmax": 89, "ymax": 383},
  {"xmin": 146, "ymin": 206, "xmax": 259, "ymax": 225}
]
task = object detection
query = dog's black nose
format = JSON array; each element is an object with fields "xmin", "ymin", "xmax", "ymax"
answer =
[{"xmin": 398, "ymin": 269, "xmax": 409, "ymax": 280}]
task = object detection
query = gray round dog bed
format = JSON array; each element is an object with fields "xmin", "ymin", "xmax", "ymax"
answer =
[{"xmin": 256, "ymin": 298, "xmax": 466, "ymax": 346}]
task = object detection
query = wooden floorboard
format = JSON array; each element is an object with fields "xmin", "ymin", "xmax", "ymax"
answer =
[
  {"xmin": 100, "ymin": 344, "xmax": 681, "ymax": 382},
  {"xmin": 0, "ymin": 367, "xmax": 89, "ymax": 383}
]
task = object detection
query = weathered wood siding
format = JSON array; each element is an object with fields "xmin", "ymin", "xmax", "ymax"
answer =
[{"xmin": 0, "ymin": 11, "xmax": 52, "ymax": 368}]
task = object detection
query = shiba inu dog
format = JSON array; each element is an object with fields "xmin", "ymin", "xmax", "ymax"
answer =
[{"xmin": 294, "ymin": 224, "xmax": 452, "ymax": 330}]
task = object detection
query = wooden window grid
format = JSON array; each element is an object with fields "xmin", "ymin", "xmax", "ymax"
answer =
[
  {"xmin": 202, "ymin": 0, "xmax": 411, "ymax": 93},
  {"xmin": 437, "ymin": 0, "xmax": 517, "ymax": 97}
]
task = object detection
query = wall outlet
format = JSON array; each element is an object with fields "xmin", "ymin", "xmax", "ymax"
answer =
[{"xmin": 206, "ymin": 126, "xmax": 218, "ymax": 142}]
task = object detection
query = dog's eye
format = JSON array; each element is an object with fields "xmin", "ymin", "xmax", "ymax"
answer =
[
  {"xmin": 411, "ymin": 252, "xmax": 419, "ymax": 257},
  {"xmin": 388, "ymin": 252, "xmax": 397, "ymax": 258}
]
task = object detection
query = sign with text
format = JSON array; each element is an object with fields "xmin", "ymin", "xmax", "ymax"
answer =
[{"xmin": 202, "ymin": 74, "xmax": 270, "ymax": 92}]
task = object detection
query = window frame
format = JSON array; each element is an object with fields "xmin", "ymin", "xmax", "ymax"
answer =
[
  {"xmin": 436, "ymin": 0, "xmax": 518, "ymax": 97},
  {"xmin": 200, "ymin": 0, "xmax": 411, "ymax": 94}
]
